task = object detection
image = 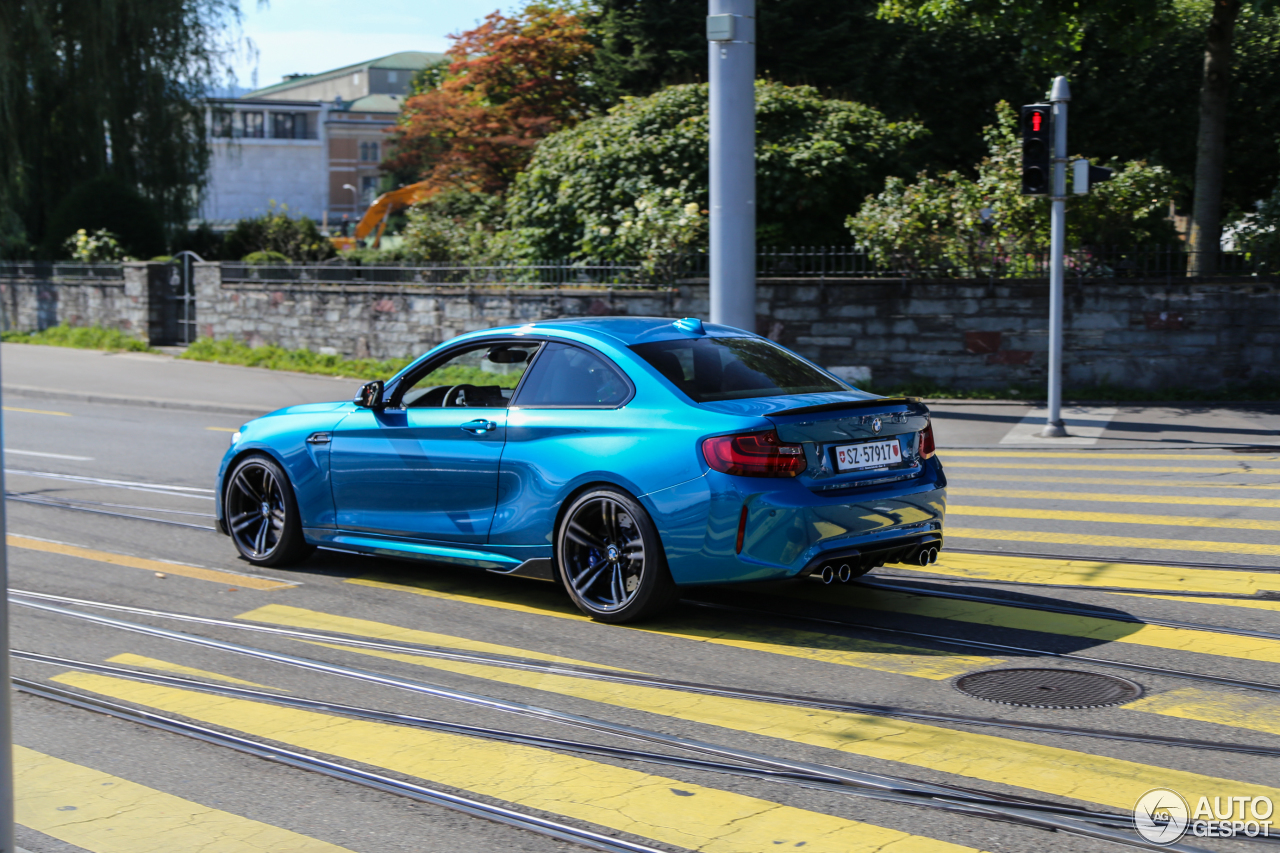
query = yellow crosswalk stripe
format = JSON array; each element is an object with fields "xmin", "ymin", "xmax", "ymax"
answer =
[
  {"xmin": 3, "ymin": 405, "xmax": 70, "ymax": 416},
  {"xmin": 15, "ymin": 745, "xmax": 353, "ymax": 853},
  {"xmin": 886, "ymin": 552, "xmax": 1280, "ymax": 596},
  {"xmin": 105, "ymin": 653, "xmax": 275, "ymax": 688},
  {"xmin": 7, "ymin": 534, "xmax": 295, "ymax": 590},
  {"xmin": 948, "ymin": 505, "xmax": 1280, "ymax": 531},
  {"xmin": 1127, "ymin": 687, "xmax": 1280, "ymax": 737},
  {"xmin": 238, "ymin": 603, "xmax": 635, "ymax": 671},
  {"xmin": 343, "ymin": 579, "xmax": 998, "ymax": 679},
  {"xmin": 951, "ymin": 487, "xmax": 1280, "ymax": 508},
  {"xmin": 52, "ymin": 673, "xmax": 985, "ymax": 853},
  {"xmin": 1118, "ymin": 593, "xmax": 1280, "ymax": 613},
  {"xmin": 791, "ymin": 585, "xmax": 1280, "ymax": 665},
  {"xmin": 953, "ymin": 473, "xmax": 1280, "ymax": 490},
  {"xmin": 947, "ymin": 451, "xmax": 1280, "ymax": 461},
  {"xmin": 275, "ymin": 640, "xmax": 1280, "ymax": 814},
  {"xmin": 948, "ymin": 461, "xmax": 1277, "ymax": 474},
  {"xmin": 946, "ymin": 527, "xmax": 1280, "ymax": 557}
]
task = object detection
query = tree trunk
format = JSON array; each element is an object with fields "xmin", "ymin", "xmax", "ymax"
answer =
[{"xmin": 1187, "ymin": 0, "xmax": 1242, "ymax": 276}]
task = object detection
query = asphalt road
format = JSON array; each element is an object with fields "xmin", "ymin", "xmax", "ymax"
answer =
[{"xmin": 4, "ymin": 344, "xmax": 1280, "ymax": 853}]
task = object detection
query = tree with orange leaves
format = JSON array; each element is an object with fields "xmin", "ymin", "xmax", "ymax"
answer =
[{"xmin": 382, "ymin": 5, "xmax": 596, "ymax": 196}]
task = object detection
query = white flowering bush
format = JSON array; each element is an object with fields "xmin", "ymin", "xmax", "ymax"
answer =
[
  {"xmin": 580, "ymin": 185, "xmax": 706, "ymax": 281},
  {"xmin": 64, "ymin": 228, "xmax": 126, "ymax": 262}
]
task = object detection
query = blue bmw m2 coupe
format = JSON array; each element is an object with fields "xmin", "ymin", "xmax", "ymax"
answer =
[{"xmin": 216, "ymin": 317, "xmax": 946, "ymax": 622}]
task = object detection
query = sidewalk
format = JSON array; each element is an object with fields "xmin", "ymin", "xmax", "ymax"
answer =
[
  {"xmin": 2, "ymin": 343, "xmax": 1276, "ymax": 447},
  {"xmin": 1, "ymin": 343, "xmax": 357, "ymax": 417}
]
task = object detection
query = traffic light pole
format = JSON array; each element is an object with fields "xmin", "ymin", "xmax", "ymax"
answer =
[
  {"xmin": 1041, "ymin": 76, "xmax": 1071, "ymax": 439},
  {"xmin": 707, "ymin": 0, "xmax": 756, "ymax": 331}
]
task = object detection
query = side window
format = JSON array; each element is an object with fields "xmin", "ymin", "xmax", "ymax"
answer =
[
  {"xmin": 398, "ymin": 342, "xmax": 540, "ymax": 409},
  {"xmin": 513, "ymin": 343, "xmax": 631, "ymax": 408}
]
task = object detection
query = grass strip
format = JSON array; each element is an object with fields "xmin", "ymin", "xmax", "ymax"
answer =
[
  {"xmin": 1, "ymin": 325, "xmax": 150, "ymax": 352},
  {"xmin": 180, "ymin": 338, "xmax": 412, "ymax": 380}
]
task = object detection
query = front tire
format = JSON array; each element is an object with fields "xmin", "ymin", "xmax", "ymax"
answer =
[
  {"xmin": 224, "ymin": 454, "xmax": 313, "ymax": 567},
  {"xmin": 556, "ymin": 487, "xmax": 677, "ymax": 623}
]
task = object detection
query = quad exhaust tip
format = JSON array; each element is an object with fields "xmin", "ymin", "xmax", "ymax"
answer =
[
  {"xmin": 820, "ymin": 565, "xmax": 835, "ymax": 584},
  {"xmin": 917, "ymin": 547, "xmax": 939, "ymax": 566},
  {"xmin": 837, "ymin": 564, "xmax": 852, "ymax": 583}
]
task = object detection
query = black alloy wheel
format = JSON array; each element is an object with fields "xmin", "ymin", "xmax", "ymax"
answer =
[
  {"xmin": 224, "ymin": 454, "xmax": 312, "ymax": 567},
  {"xmin": 556, "ymin": 487, "xmax": 676, "ymax": 623}
]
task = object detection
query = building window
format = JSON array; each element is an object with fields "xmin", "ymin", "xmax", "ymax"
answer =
[
  {"xmin": 271, "ymin": 112, "xmax": 308, "ymax": 139},
  {"xmin": 387, "ymin": 71, "xmax": 398, "ymax": 84},
  {"xmin": 212, "ymin": 109, "xmax": 234, "ymax": 138},
  {"xmin": 361, "ymin": 176, "xmax": 380, "ymax": 206},
  {"xmin": 235, "ymin": 111, "xmax": 264, "ymax": 139},
  {"xmin": 359, "ymin": 141, "xmax": 380, "ymax": 162}
]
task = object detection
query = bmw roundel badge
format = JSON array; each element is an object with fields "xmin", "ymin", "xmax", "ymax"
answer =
[{"xmin": 872, "ymin": 417, "xmax": 882, "ymax": 434}]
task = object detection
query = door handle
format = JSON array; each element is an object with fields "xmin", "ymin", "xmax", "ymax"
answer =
[{"xmin": 461, "ymin": 419, "xmax": 497, "ymax": 434}]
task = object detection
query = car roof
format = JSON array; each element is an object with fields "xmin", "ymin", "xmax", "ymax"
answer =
[{"xmin": 464, "ymin": 317, "xmax": 755, "ymax": 347}]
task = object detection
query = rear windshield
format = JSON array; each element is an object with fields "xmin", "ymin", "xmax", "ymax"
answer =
[{"xmin": 631, "ymin": 337, "xmax": 845, "ymax": 403}]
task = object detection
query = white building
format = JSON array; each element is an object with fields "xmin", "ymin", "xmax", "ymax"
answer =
[{"xmin": 198, "ymin": 51, "xmax": 444, "ymax": 229}]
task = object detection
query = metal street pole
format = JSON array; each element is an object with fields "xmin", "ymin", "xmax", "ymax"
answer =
[
  {"xmin": 707, "ymin": 0, "xmax": 756, "ymax": 331},
  {"xmin": 1041, "ymin": 75, "xmax": 1071, "ymax": 438},
  {"xmin": 0, "ymin": 345, "xmax": 15, "ymax": 853}
]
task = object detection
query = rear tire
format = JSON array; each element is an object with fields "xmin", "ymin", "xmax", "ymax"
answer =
[
  {"xmin": 224, "ymin": 454, "xmax": 313, "ymax": 567},
  {"xmin": 556, "ymin": 487, "xmax": 677, "ymax": 623}
]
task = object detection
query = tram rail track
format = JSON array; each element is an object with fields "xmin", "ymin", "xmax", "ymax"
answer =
[{"xmin": 13, "ymin": 590, "xmax": 1280, "ymax": 759}]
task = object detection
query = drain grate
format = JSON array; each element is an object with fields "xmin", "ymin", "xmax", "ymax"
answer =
[{"xmin": 954, "ymin": 668, "xmax": 1142, "ymax": 709}]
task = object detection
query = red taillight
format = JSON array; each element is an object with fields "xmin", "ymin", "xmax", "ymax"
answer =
[
  {"xmin": 702, "ymin": 430, "xmax": 806, "ymax": 478},
  {"xmin": 920, "ymin": 421, "xmax": 936, "ymax": 459},
  {"xmin": 735, "ymin": 505, "xmax": 748, "ymax": 553}
]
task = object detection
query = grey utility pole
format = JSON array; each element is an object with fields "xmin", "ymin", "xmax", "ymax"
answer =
[
  {"xmin": 0, "ymin": 347, "xmax": 14, "ymax": 853},
  {"xmin": 707, "ymin": 0, "xmax": 756, "ymax": 332},
  {"xmin": 1041, "ymin": 75, "xmax": 1071, "ymax": 438}
]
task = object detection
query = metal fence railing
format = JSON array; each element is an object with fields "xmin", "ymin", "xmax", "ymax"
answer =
[
  {"xmin": 219, "ymin": 260, "xmax": 651, "ymax": 287},
  {"xmin": 0, "ymin": 262, "xmax": 124, "ymax": 281}
]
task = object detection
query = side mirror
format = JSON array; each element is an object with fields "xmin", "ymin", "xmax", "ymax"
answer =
[{"xmin": 355, "ymin": 380, "xmax": 385, "ymax": 409}]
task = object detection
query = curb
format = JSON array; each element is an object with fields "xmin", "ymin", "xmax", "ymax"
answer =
[{"xmin": 2, "ymin": 384, "xmax": 272, "ymax": 418}]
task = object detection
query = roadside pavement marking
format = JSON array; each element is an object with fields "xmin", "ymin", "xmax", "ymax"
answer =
[
  {"xmin": 4, "ymin": 449, "xmax": 90, "ymax": 461},
  {"xmin": 945, "ymin": 527, "xmax": 1280, "ymax": 557},
  {"xmin": 947, "ymin": 461, "xmax": 1280, "ymax": 474},
  {"xmin": 237, "ymin": 603, "xmax": 636, "ymax": 671},
  {"xmin": 1127, "ymin": 687, "xmax": 1280, "ymax": 737},
  {"xmin": 15, "ymin": 745, "xmax": 354, "ymax": 853},
  {"xmin": 952, "ymin": 473, "xmax": 1280, "ymax": 490},
  {"xmin": 948, "ymin": 504, "xmax": 1280, "ymax": 531},
  {"xmin": 790, "ymin": 584, "xmax": 1280, "ymax": 665},
  {"xmin": 1117, "ymin": 593, "xmax": 1280, "ymax": 613},
  {"xmin": 297, "ymin": 643, "xmax": 1280, "ymax": 814},
  {"xmin": 7, "ymin": 534, "xmax": 296, "ymax": 591},
  {"xmin": 998, "ymin": 407, "xmax": 1117, "ymax": 446},
  {"xmin": 206, "ymin": 427, "xmax": 238, "ymax": 432},
  {"xmin": 52, "ymin": 673, "xmax": 987, "ymax": 853},
  {"xmin": 947, "ymin": 451, "xmax": 1280, "ymax": 461},
  {"xmin": 346, "ymin": 577, "xmax": 999, "ymax": 679},
  {"xmin": 3, "ymin": 406, "xmax": 70, "ymax": 417},
  {"xmin": 886, "ymin": 551, "xmax": 1280, "ymax": 596},
  {"xmin": 105, "ymin": 653, "xmax": 275, "ymax": 688},
  {"xmin": 951, "ymin": 487, "xmax": 1280, "ymax": 508}
]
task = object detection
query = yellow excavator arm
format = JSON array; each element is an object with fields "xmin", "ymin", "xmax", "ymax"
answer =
[{"xmin": 332, "ymin": 180, "xmax": 435, "ymax": 250}]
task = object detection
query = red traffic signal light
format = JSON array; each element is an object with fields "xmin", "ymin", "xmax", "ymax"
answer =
[{"xmin": 1021, "ymin": 104, "xmax": 1052, "ymax": 196}]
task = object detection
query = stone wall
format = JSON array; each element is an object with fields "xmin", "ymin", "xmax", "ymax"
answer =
[{"xmin": 4, "ymin": 261, "xmax": 1277, "ymax": 391}]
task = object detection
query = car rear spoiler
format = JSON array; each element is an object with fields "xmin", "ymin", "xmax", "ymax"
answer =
[{"xmin": 769, "ymin": 396, "xmax": 925, "ymax": 418}]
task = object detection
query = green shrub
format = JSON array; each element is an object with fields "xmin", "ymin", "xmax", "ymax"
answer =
[
  {"xmin": 42, "ymin": 175, "xmax": 165, "ymax": 259},
  {"xmin": 2, "ymin": 324, "xmax": 149, "ymax": 351},
  {"xmin": 223, "ymin": 203, "xmax": 335, "ymax": 262},
  {"xmin": 64, "ymin": 228, "xmax": 127, "ymax": 262},
  {"xmin": 241, "ymin": 250, "xmax": 291, "ymax": 265}
]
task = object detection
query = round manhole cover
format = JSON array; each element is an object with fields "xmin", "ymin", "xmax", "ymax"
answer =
[{"xmin": 954, "ymin": 668, "xmax": 1142, "ymax": 709}]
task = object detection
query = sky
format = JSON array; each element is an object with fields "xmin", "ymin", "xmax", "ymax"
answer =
[{"xmin": 228, "ymin": 0, "xmax": 515, "ymax": 91}]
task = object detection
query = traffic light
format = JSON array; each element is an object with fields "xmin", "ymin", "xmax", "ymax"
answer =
[
  {"xmin": 1072, "ymin": 159, "xmax": 1114, "ymax": 194},
  {"xmin": 1020, "ymin": 104, "xmax": 1052, "ymax": 196}
]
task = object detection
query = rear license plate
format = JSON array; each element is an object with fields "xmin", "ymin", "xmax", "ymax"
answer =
[{"xmin": 833, "ymin": 439, "xmax": 901, "ymax": 471}]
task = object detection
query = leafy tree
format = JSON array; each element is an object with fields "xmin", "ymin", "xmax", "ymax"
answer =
[
  {"xmin": 0, "ymin": 0, "xmax": 249, "ymax": 253},
  {"xmin": 223, "ymin": 205, "xmax": 335, "ymax": 263},
  {"xmin": 874, "ymin": 0, "xmax": 1279, "ymax": 273},
  {"xmin": 64, "ymin": 229, "xmax": 127, "ymax": 263},
  {"xmin": 847, "ymin": 103, "xmax": 1176, "ymax": 274},
  {"xmin": 382, "ymin": 5, "xmax": 596, "ymax": 194},
  {"xmin": 507, "ymin": 81, "xmax": 924, "ymax": 258},
  {"xmin": 400, "ymin": 189, "xmax": 509, "ymax": 262}
]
